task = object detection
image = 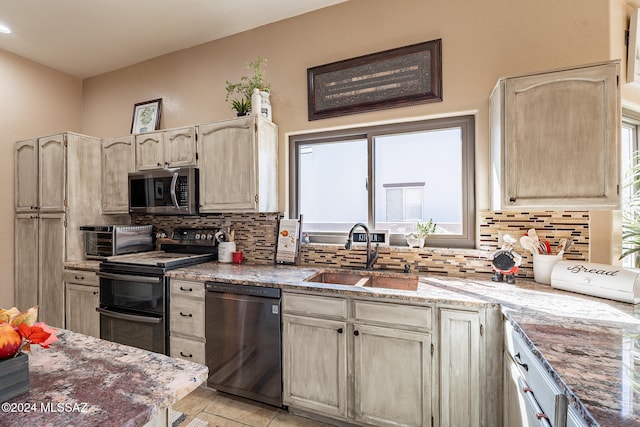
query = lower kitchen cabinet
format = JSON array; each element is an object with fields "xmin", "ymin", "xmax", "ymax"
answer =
[
  {"xmin": 169, "ymin": 279, "xmax": 206, "ymax": 365},
  {"xmin": 353, "ymin": 323, "xmax": 432, "ymax": 427},
  {"xmin": 283, "ymin": 314, "xmax": 348, "ymax": 418},
  {"xmin": 64, "ymin": 269, "xmax": 99, "ymax": 338},
  {"xmin": 283, "ymin": 292, "xmax": 435, "ymax": 427},
  {"xmin": 439, "ymin": 308, "xmax": 480, "ymax": 427}
]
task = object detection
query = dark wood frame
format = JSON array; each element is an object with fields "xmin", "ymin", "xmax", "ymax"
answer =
[
  {"xmin": 307, "ymin": 39, "xmax": 442, "ymax": 121},
  {"xmin": 130, "ymin": 98, "xmax": 162, "ymax": 134}
]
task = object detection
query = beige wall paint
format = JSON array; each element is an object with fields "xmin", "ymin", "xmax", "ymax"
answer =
[
  {"xmin": 0, "ymin": 49, "xmax": 82, "ymax": 306},
  {"xmin": 82, "ymin": 0, "xmax": 611, "ymax": 213}
]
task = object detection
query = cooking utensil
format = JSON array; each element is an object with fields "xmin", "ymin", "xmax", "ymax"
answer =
[
  {"xmin": 519, "ymin": 235, "xmax": 538, "ymax": 255},
  {"xmin": 543, "ymin": 240, "xmax": 551, "ymax": 254},
  {"xmin": 528, "ymin": 228, "xmax": 539, "ymax": 243}
]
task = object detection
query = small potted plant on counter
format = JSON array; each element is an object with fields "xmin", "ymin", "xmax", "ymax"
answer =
[
  {"xmin": 405, "ymin": 219, "xmax": 438, "ymax": 248},
  {"xmin": 225, "ymin": 57, "xmax": 271, "ymax": 117}
]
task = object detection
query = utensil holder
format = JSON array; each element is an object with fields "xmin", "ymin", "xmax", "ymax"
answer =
[
  {"xmin": 533, "ymin": 253, "xmax": 563, "ymax": 284},
  {"xmin": 218, "ymin": 242, "xmax": 236, "ymax": 263}
]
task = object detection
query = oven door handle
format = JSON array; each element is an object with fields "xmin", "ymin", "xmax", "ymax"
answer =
[
  {"xmin": 97, "ymin": 272, "xmax": 162, "ymax": 284},
  {"xmin": 96, "ymin": 307, "xmax": 162, "ymax": 324}
]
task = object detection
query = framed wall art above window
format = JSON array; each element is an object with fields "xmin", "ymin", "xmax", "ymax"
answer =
[{"xmin": 307, "ymin": 39, "xmax": 443, "ymax": 120}]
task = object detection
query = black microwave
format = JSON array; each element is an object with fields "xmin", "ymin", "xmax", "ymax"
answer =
[{"xmin": 128, "ymin": 167, "xmax": 199, "ymax": 215}]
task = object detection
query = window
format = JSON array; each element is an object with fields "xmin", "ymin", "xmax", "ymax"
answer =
[
  {"xmin": 289, "ymin": 115, "xmax": 475, "ymax": 248},
  {"xmin": 621, "ymin": 111, "xmax": 640, "ymax": 267}
]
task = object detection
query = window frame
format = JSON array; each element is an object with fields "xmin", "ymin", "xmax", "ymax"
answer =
[
  {"xmin": 289, "ymin": 115, "xmax": 476, "ymax": 248},
  {"xmin": 621, "ymin": 108, "xmax": 640, "ymax": 267}
]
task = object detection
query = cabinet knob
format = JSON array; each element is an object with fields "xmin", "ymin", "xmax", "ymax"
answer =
[
  {"xmin": 353, "ymin": 330, "xmax": 360, "ymax": 336},
  {"xmin": 179, "ymin": 312, "xmax": 193, "ymax": 318},
  {"xmin": 337, "ymin": 328, "xmax": 343, "ymax": 334},
  {"xmin": 157, "ymin": 162, "xmax": 162, "ymax": 166},
  {"xmin": 180, "ymin": 351, "xmax": 193, "ymax": 358}
]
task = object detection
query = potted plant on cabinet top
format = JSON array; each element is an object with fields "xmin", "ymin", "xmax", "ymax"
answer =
[
  {"xmin": 405, "ymin": 219, "xmax": 438, "ymax": 248},
  {"xmin": 225, "ymin": 57, "xmax": 271, "ymax": 117}
]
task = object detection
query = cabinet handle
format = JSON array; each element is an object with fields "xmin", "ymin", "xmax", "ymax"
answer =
[
  {"xmin": 157, "ymin": 162, "xmax": 161, "ymax": 166},
  {"xmin": 514, "ymin": 352, "xmax": 529, "ymax": 371},
  {"xmin": 180, "ymin": 286, "xmax": 193, "ymax": 292},
  {"xmin": 509, "ymin": 197, "xmax": 517, "ymax": 203},
  {"xmin": 179, "ymin": 312, "xmax": 193, "ymax": 318},
  {"xmin": 74, "ymin": 275, "xmax": 84, "ymax": 280},
  {"xmin": 337, "ymin": 328, "xmax": 343, "ymax": 334},
  {"xmin": 353, "ymin": 330, "xmax": 360, "ymax": 336},
  {"xmin": 93, "ymin": 291, "xmax": 98, "ymax": 296},
  {"xmin": 179, "ymin": 351, "xmax": 193, "ymax": 358}
]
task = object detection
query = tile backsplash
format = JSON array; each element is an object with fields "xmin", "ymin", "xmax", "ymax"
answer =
[{"xmin": 133, "ymin": 210, "xmax": 590, "ymax": 279}]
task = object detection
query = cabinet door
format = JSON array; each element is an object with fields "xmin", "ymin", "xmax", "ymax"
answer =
[
  {"xmin": 198, "ymin": 118, "xmax": 258, "ymax": 212},
  {"xmin": 15, "ymin": 214, "xmax": 38, "ymax": 310},
  {"xmin": 503, "ymin": 62, "xmax": 619, "ymax": 209},
  {"xmin": 15, "ymin": 139, "xmax": 38, "ymax": 212},
  {"xmin": 38, "ymin": 213, "xmax": 65, "ymax": 328},
  {"xmin": 283, "ymin": 314, "xmax": 347, "ymax": 419},
  {"xmin": 102, "ymin": 136, "xmax": 135, "ymax": 214},
  {"xmin": 135, "ymin": 132, "xmax": 164, "ymax": 170},
  {"xmin": 353, "ymin": 323, "xmax": 432, "ymax": 427},
  {"xmin": 503, "ymin": 353, "xmax": 526, "ymax": 427},
  {"xmin": 164, "ymin": 126, "xmax": 197, "ymax": 167},
  {"xmin": 38, "ymin": 134, "xmax": 66, "ymax": 212},
  {"xmin": 65, "ymin": 283, "xmax": 99, "ymax": 338},
  {"xmin": 439, "ymin": 309, "xmax": 480, "ymax": 427}
]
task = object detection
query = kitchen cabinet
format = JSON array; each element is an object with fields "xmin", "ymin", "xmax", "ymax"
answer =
[
  {"xmin": 283, "ymin": 293, "xmax": 435, "ymax": 427},
  {"xmin": 351, "ymin": 300, "xmax": 434, "ymax": 427},
  {"xmin": 135, "ymin": 126, "xmax": 197, "ymax": 171},
  {"xmin": 439, "ymin": 307, "xmax": 502, "ymax": 427},
  {"xmin": 503, "ymin": 321, "xmax": 566, "ymax": 427},
  {"xmin": 64, "ymin": 269, "xmax": 99, "ymax": 338},
  {"xmin": 490, "ymin": 60, "xmax": 620, "ymax": 210},
  {"xmin": 198, "ymin": 116, "xmax": 277, "ymax": 212},
  {"xmin": 283, "ymin": 293, "xmax": 348, "ymax": 419},
  {"xmin": 169, "ymin": 279, "xmax": 206, "ymax": 365},
  {"xmin": 14, "ymin": 132, "xmax": 103, "ymax": 327},
  {"xmin": 102, "ymin": 135, "xmax": 135, "ymax": 214}
]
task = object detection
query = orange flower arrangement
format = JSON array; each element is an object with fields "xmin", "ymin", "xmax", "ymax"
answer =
[{"xmin": 0, "ymin": 306, "xmax": 57, "ymax": 359}]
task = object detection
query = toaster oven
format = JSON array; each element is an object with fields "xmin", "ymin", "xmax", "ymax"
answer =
[{"xmin": 80, "ymin": 225, "xmax": 153, "ymax": 259}]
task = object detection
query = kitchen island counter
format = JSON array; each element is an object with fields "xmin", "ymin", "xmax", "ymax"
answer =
[
  {"xmin": 168, "ymin": 262, "xmax": 640, "ymax": 427},
  {"xmin": 0, "ymin": 329, "xmax": 208, "ymax": 427}
]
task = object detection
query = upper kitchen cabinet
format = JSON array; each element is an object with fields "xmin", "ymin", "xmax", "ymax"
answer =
[
  {"xmin": 198, "ymin": 116, "xmax": 277, "ymax": 213},
  {"xmin": 102, "ymin": 135, "xmax": 135, "ymax": 214},
  {"xmin": 135, "ymin": 126, "xmax": 197, "ymax": 171},
  {"xmin": 490, "ymin": 60, "xmax": 620, "ymax": 210},
  {"xmin": 15, "ymin": 139, "xmax": 38, "ymax": 212}
]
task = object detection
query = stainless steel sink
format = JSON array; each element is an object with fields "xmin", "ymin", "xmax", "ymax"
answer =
[{"xmin": 305, "ymin": 270, "xmax": 419, "ymax": 291}]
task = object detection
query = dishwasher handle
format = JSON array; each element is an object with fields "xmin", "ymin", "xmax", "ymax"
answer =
[{"xmin": 205, "ymin": 281, "xmax": 280, "ymax": 298}]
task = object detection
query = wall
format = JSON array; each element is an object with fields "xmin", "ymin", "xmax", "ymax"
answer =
[{"xmin": 82, "ymin": 0, "xmax": 612, "ymax": 216}]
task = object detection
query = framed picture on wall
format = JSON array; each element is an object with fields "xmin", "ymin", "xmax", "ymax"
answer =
[
  {"xmin": 628, "ymin": 8, "xmax": 640, "ymax": 86},
  {"xmin": 131, "ymin": 98, "xmax": 162, "ymax": 134}
]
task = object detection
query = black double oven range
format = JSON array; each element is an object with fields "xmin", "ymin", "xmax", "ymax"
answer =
[{"xmin": 97, "ymin": 228, "xmax": 217, "ymax": 355}]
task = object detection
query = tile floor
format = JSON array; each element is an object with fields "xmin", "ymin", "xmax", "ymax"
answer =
[{"xmin": 172, "ymin": 386, "xmax": 335, "ymax": 427}]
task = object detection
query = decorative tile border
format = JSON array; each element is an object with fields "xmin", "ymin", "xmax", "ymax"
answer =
[{"xmin": 132, "ymin": 209, "xmax": 590, "ymax": 279}]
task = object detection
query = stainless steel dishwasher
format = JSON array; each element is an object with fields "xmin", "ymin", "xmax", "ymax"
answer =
[{"xmin": 205, "ymin": 282, "xmax": 282, "ymax": 407}]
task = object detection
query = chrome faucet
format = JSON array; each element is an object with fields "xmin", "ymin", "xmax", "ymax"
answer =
[{"xmin": 345, "ymin": 223, "xmax": 379, "ymax": 270}]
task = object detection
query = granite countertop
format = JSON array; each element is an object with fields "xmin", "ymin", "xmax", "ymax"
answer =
[
  {"xmin": 64, "ymin": 260, "xmax": 101, "ymax": 272},
  {"xmin": 0, "ymin": 329, "xmax": 208, "ymax": 427},
  {"xmin": 167, "ymin": 262, "xmax": 640, "ymax": 427}
]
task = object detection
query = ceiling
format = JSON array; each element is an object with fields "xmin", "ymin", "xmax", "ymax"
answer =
[{"xmin": 0, "ymin": 0, "xmax": 347, "ymax": 79}]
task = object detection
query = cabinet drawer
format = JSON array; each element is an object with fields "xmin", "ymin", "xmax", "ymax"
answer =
[
  {"xmin": 63, "ymin": 270, "xmax": 98, "ymax": 287},
  {"xmin": 170, "ymin": 297, "xmax": 205, "ymax": 339},
  {"xmin": 504, "ymin": 322, "xmax": 563, "ymax": 422},
  {"xmin": 170, "ymin": 336, "xmax": 205, "ymax": 365},
  {"xmin": 283, "ymin": 292, "xmax": 347, "ymax": 319},
  {"xmin": 170, "ymin": 279, "xmax": 205, "ymax": 299},
  {"xmin": 353, "ymin": 300, "xmax": 432, "ymax": 330}
]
